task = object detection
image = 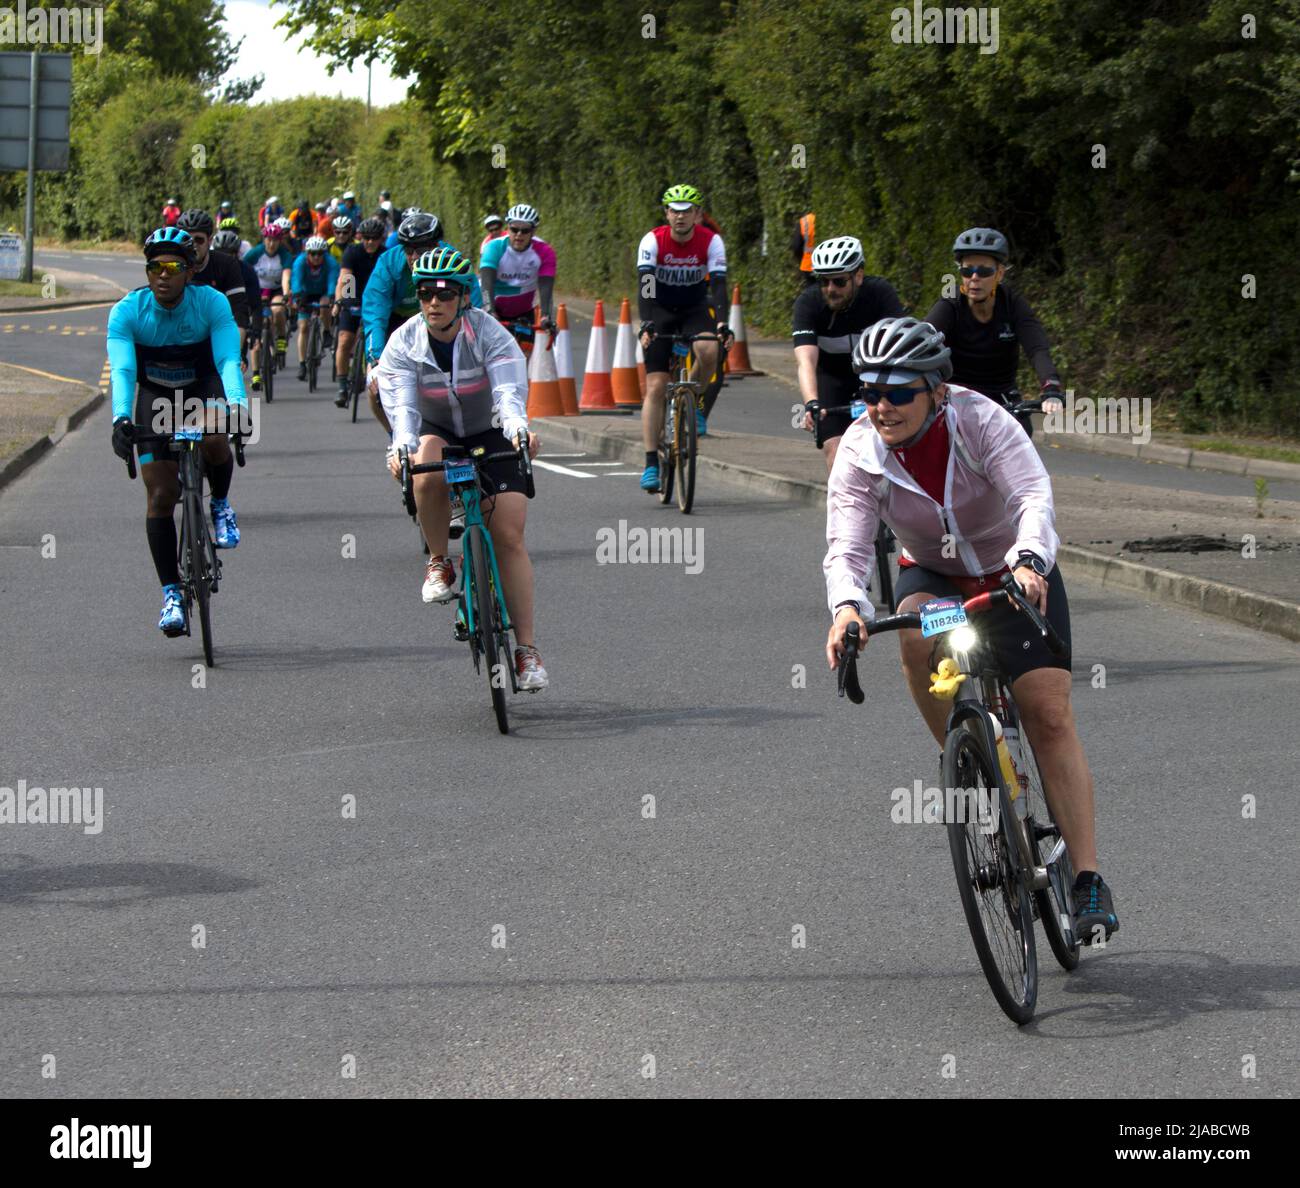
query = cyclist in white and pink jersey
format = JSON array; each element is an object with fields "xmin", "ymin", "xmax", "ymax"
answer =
[
  {"xmin": 479, "ymin": 204, "xmax": 556, "ymax": 343},
  {"xmin": 634, "ymin": 183, "xmax": 731, "ymax": 492}
]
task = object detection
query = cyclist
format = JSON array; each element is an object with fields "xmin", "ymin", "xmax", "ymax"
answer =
[
  {"xmin": 312, "ymin": 200, "xmax": 331, "ymax": 236},
  {"xmin": 635, "ymin": 183, "xmax": 731, "ymax": 490},
  {"xmin": 217, "ymin": 199, "xmax": 234, "ymax": 221},
  {"xmin": 479, "ymin": 213, "xmax": 505, "ymax": 259},
  {"xmin": 375, "ymin": 246, "xmax": 548, "ymax": 691},
  {"xmin": 160, "ymin": 197, "xmax": 181, "ymax": 227},
  {"xmin": 793, "ymin": 235, "xmax": 905, "ymax": 471},
  {"xmin": 925, "ymin": 228, "xmax": 1064, "ymax": 436},
  {"xmin": 218, "ymin": 216, "xmax": 252, "ymax": 259},
  {"xmin": 290, "ymin": 236, "xmax": 339, "ymax": 383},
  {"xmin": 363, "ymin": 211, "xmax": 483, "ymax": 428},
  {"xmin": 177, "ymin": 209, "xmax": 250, "ymax": 362},
  {"xmin": 479, "ymin": 203, "xmax": 556, "ymax": 353},
  {"xmin": 333, "ymin": 216, "xmax": 387, "ymax": 407},
  {"xmin": 257, "ymin": 195, "xmax": 283, "ymax": 232},
  {"xmin": 106, "ymin": 227, "xmax": 248, "ymax": 636},
  {"xmin": 243, "ymin": 222, "xmax": 292, "ymax": 386},
  {"xmin": 823, "ymin": 316, "xmax": 1119, "ymax": 943},
  {"xmin": 288, "ymin": 198, "xmax": 316, "ymax": 256},
  {"xmin": 378, "ymin": 189, "xmax": 394, "ymax": 218},
  {"xmin": 327, "ymin": 214, "xmax": 355, "ymax": 264},
  {"xmin": 212, "ymin": 228, "xmax": 260, "ymax": 369},
  {"xmin": 337, "ymin": 190, "xmax": 361, "ymax": 225}
]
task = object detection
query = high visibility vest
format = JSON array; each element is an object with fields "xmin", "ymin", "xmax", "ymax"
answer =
[{"xmin": 799, "ymin": 212, "xmax": 816, "ymax": 271}]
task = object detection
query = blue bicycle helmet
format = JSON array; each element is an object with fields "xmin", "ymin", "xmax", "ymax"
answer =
[{"xmin": 144, "ymin": 226, "xmax": 197, "ymax": 265}]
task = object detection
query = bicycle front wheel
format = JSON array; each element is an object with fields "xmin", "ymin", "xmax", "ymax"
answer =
[
  {"xmin": 350, "ymin": 347, "xmax": 365, "ymax": 422},
  {"xmin": 657, "ymin": 398, "xmax": 675, "ymax": 505},
  {"xmin": 307, "ymin": 319, "xmax": 320, "ymax": 391},
  {"xmin": 182, "ymin": 462, "xmax": 215, "ymax": 667},
  {"xmin": 262, "ymin": 322, "xmax": 275, "ymax": 403},
  {"xmin": 943, "ymin": 719, "xmax": 1037, "ymax": 1023},
  {"xmin": 467, "ymin": 526, "xmax": 509, "ymax": 735},
  {"xmin": 675, "ymin": 390, "xmax": 697, "ymax": 514}
]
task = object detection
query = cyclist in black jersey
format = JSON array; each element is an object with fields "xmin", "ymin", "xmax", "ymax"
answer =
[
  {"xmin": 793, "ymin": 236, "xmax": 905, "ymax": 471},
  {"xmin": 925, "ymin": 227, "xmax": 1064, "ymax": 436}
]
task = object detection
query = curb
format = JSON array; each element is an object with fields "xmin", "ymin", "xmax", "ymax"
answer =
[
  {"xmin": 0, "ymin": 386, "xmax": 103, "ymax": 496},
  {"xmin": 537, "ymin": 417, "xmax": 1300, "ymax": 645}
]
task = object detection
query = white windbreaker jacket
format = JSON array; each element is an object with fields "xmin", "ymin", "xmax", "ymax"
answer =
[
  {"xmin": 824, "ymin": 385, "xmax": 1059, "ymax": 617},
  {"xmin": 377, "ymin": 307, "xmax": 529, "ymax": 451}
]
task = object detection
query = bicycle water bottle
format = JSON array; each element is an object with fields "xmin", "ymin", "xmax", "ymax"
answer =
[
  {"xmin": 990, "ymin": 718, "xmax": 1021, "ymax": 804},
  {"xmin": 1002, "ymin": 722, "xmax": 1029, "ymax": 817}
]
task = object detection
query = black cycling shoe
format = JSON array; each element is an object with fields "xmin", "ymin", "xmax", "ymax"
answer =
[
  {"xmin": 334, "ymin": 387, "xmax": 349, "ymax": 408},
  {"xmin": 1073, "ymin": 871, "xmax": 1119, "ymax": 946},
  {"xmin": 297, "ymin": 362, "xmax": 307, "ymax": 382}
]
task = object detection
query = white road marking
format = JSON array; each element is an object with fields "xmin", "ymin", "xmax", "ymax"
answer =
[
  {"xmin": 572, "ymin": 461, "xmax": 623, "ymax": 466},
  {"xmin": 531, "ymin": 459, "xmax": 594, "ymax": 478},
  {"xmin": 605, "ymin": 471, "xmax": 643, "ymax": 476}
]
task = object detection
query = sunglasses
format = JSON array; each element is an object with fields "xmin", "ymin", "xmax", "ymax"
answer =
[
  {"xmin": 417, "ymin": 286, "xmax": 461, "ymax": 303},
  {"xmin": 308, "ymin": 251, "xmax": 325, "ymax": 259},
  {"xmin": 146, "ymin": 260, "xmax": 187, "ymax": 277},
  {"xmin": 860, "ymin": 381, "xmax": 929, "ymax": 406},
  {"xmin": 958, "ymin": 264, "xmax": 998, "ymax": 278},
  {"xmin": 817, "ymin": 276, "xmax": 852, "ymax": 289},
  {"xmin": 507, "ymin": 225, "xmax": 534, "ymax": 234}
]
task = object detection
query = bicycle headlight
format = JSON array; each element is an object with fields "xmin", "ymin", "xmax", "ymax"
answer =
[{"xmin": 949, "ymin": 625, "xmax": 978, "ymax": 654}]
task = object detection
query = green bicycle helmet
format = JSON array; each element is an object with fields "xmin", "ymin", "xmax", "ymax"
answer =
[
  {"xmin": 218, "ymin": 216, "xmax": 240, "ymax": 232},
  {"xmin": 662, "ymin": 183, "xmax": 703, "ymax": 208},
  {"xmin": 411, "ymin": 246, "xmax": 474, "ymax": 286}
]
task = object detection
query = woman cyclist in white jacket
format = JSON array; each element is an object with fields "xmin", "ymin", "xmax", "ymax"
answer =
[{"xmin": 823, "ymin": 317, "xmax": 1118, "ymax": 941}]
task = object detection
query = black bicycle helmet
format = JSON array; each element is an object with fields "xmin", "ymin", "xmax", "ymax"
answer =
[
  {"xmin": 210, "ymin": 228, "xmax": 240, "ymax": 254},
  {"xmin": 397, "ymin": 211, "xmax": 443, "ymax": 247},
  {"xmin": 952, "ymin": 227, "xmax": 1009, "ymax": 262},
  {"xmin": 175, "ymin": 208, "xmax": 214, "ymax": 236},
  {"xmin": 358, "ymin": 216, "xmax": 386, "ymax": 238}
]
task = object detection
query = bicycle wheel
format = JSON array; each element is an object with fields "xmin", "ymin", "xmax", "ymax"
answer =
[
  {"xmin": 943, "ymin": 719, "xmax": 1038, "ymax": 1023},
  {"xmin": 307, "ymin": 318, "xmax": 320, "ymax": 391},
  {"xmin": 657, "ymin": 394, "xmax": 675, "ymax": 505},
  {"xmin": 675, "ymin": 389, "xmax": 697, "ymax": 514},
  {"xmin": 349, "ymin": 347, "xmax": 365, "ymax": 422},
  {"xmin": 183, "ymin": 455, "xmax": 215, "ymax": 667},
  {"xmin": 261, "ymin": 320, "xmax": 275, "ymax": 403},
  {"xmin": 1011, "ymin": 708, "xmax": 1081, "ymax": 970},
  {"xmin": 467, "ymin": 526, "xmax": 509, "ymax": 735}
]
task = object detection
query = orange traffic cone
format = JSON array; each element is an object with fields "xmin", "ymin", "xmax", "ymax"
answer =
[
  {"xmin": 724, "ymin": 283, "xmax": 763, "ymax": 376},
  {"xmin": 554, "ymin": 304, "xmax": 579, "ymax": 416},
  {"xmin": 525, "ymin": 323, "xmax": 565, "ymax": 417},
  {"xmin": 611, "ymin": 298, "xmax": 642, "ymax": 408},
  {"xmin": 580, "ymin": 299, "xmax": 617, "ymax": 413},
  {"xmin": 635, "ymin": 333, "xmax": 647, "ymax": 397}
]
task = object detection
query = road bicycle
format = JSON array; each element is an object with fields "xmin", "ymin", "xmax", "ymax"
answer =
[
  {"xmin": 837, "ymin": 573, "xmax": 1079, "ymax": 1023},
  {"xmin": 258, "ymin": 297, "xmax": 279, "ymax": 403},
  {"xmin": 345, "ymin": 327, "xmax": 367, "ymax": 422},
  {"xmin": 399, "ymin": 438, "xmax": 535, "ymax": 735},
  {"xmin": 805, "ymin": 397, "xmax": 898, "ymax": 612},
  {"xmin": 299, "ymin": 298, "xmax": 332, "ymax": 393},
  {"xmin": 653, "ymin": 331, "xmax": 727, "ymax": 515},
  {"xmin": 127, "ymin": 425, "xmax": 247, "ymax": 668}
]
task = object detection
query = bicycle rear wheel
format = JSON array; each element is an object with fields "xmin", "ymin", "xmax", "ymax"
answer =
[
  {"xmin": 307, "ymin": 318, "xmax": 320, "ymax": 391},
  {"xmin": 675, "ymin": 389, "xmax": 697, "ymax": 514},
  {"xmin": 468, "ymin": 526, "xmax": 509, "ymax": 735},
  {"xmin": 943, "ymin": 719, "xmax": 1038, "ymax": 1023},
  {"xmin": 261, "ymin": 320, "xmax": 275, "ymax": 403},
  {"xmin": 1011, "ymin": 710, "xmax": 1080, "ymax": 970}
]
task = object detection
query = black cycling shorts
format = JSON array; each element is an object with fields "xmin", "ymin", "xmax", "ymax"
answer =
[
  {"xmin": 337, "ymin": 301, "xmax": 363, "ymax": 333},
  {"xmin": 417, "ymin": 424, "xmax": 530, "ymax": 497},
  {"xmin": 643, "ymin": 301, "xmax": 715, "ymax": 374},
  {"xmin": 893, "ymin": 562, "xmax": 1072, "ymax": 681},
  {"xmin": 813, "ymin": 369, "xmax": 863, "ymax": 444},
  {"xmin": 133, "ymin": 383, "xmax": 230, "ymax": 465}
]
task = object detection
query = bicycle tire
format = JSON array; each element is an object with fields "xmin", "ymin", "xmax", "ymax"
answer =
[
  {"xmin": 261, "ymin": 320, "xmax": 275, "ymax": 403},
  {"xmin": 943, "ymin": 720, "xmax": 1038, "ymax": 1023},
  {"xmin": 307, "ymin": 317, "xmax": 320, "ymax": 392},
  {"xmin": 183, "ymin": 453, "xmax": 215, "ymax": 667},
  {"xmin": 349, "ymin": 347, "xmax": 365, "ymax": 422},
  {"xmin": 675, "ymin": 389, "xmax": 697, "ymax": 514},
  {"xmin": 468, "ymin": 526, "xmax": 509, "ymax": 735},
  {"xmin": 657, "ymin": 387, "xmax": 675, "ymax": 504},
  {"xmin": 1012, "ymin": 713, "xmax": 1081, "ymax": 971}
]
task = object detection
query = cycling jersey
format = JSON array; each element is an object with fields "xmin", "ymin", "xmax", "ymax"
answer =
[
  {"xmin": 823, "ymin": 385, "xmax": 1057, "ymax": 617},
  {"xmin": 479, "ymin": 234, "xmax": 556, "ymax": 319},
  {"xmin": 289, "ymin": 207, "xmax": 316, "ymax": 240},
  {"xmin": 792, "ymin": 278, "xmax": 905, "ymax": 387},
  {"xmin": 376, "ymin": 306, "xmax": 528, "ymax": 450},
  {"xmin": 338, "ymin": 242, "xmax": 380, "ymax": 302},
  {"xmin": 106, "ymin": 284, "xmax": 246, "ymax": 420},
  {"xmin": 925, "ymin": 287, "xmax": 1059, "ymax": 396},
  {"xmin": 291, "ymin": 251, "xmax": 340, "ymax": 298},
  {"xmin": 479, "ymin": 229, "xmax": 506, "ymax": 261},
  {"xmin": 327, "ymin": 236, "xmax": 351, "ymax": 264},
  {"xmin": 189, "ymin": 250, "xmax": 249, "ymax": 330},
  {"xmin": 636, "ymin": 224, "xmax": 726, "ymax": 311},
  {"xmin": 362, "ymin": 241, "xmax": 483, "ymax": 361},
  {"xmin": 243, "ymin": 244, "xmax": 292, "ymax": 293}
]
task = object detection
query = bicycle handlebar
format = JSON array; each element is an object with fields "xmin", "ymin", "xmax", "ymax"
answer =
[
  {"xmin": 125, "ymin": 430, "xmax": 246, "ymax": 480},
  {"xmin": 398, "ymin": 436, "xmax": 535, "ymax": 517}
]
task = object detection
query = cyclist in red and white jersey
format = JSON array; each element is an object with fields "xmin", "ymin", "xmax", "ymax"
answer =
[
  {"xmin": 635, "ymin": 183, "xmax": 731, "ymax": 492},
  {"xmin": 823, "ymin": 317, "xmax": 1119, "ymax": 943}
]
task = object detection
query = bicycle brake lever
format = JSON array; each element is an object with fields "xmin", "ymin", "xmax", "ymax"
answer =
[{"xmin": 838, "ymin": 621, "xmax": 865, "ymax": 704}]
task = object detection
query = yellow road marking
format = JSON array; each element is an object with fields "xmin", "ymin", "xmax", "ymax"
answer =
[{"xmin": 0, "ymin": 359, "xmax": 94, "ymax": 386}]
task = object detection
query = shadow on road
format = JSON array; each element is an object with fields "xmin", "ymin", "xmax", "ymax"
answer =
[{"xmin": 0, "ymin": 857, "xmax": 257, "ymax": 910}]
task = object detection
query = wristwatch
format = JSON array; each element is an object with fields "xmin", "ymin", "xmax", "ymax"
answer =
[{"xmin": 1015, "ymin": 551, "xmax": 1049, "ymax": 577}]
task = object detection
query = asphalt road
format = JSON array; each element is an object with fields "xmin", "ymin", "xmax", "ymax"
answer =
[{"xmin": 1, "ymin": 253, "xmax": 1297, "ymax": 1097}]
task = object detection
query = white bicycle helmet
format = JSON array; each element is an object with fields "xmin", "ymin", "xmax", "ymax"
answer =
[
  {"xmin": 810, "ymin": 235, "xmax": 865, "ymax": 276},
  {"xmin": 304, "ymin": 236, "xmax": 328, "ymax": 253},
  {"xmin": 331, "ymin": 215, "xmax": 354, "ymax": 232},
  {"xmin": 505, "ymin": 203, "xmax": 539, "ymax": 227},
  {"xmin": 852, "ymin": 317, "xmax": 953, "ymax": 381}
]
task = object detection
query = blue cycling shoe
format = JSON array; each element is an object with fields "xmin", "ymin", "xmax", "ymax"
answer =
[
  {"xmin": 211, "ymin": 498, "xmax": 240, "ymax": 549},
  {"xmin": 696, "ymin": 409, "xmax": 708, "ymax": 437},
  {"xmin": 640, "ymin": 464, "xmax": 660, "ymax": 492},
  {"xmin": 1073, "ymin": 871, "xmax": 1120, "ymax": 946},
  {"xmin": 159, "ymin": 584, "xmax": 186, "ymax": 636}
]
